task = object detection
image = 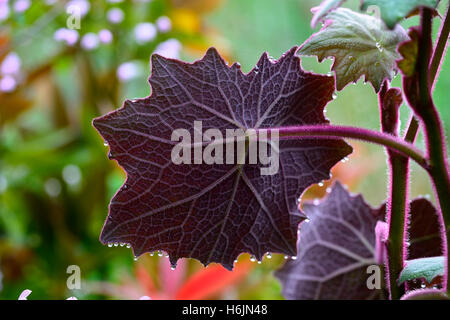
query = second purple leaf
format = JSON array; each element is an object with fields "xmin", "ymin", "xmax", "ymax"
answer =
[{"xmin": 275, "ymin": 182, "xmax": 386, "ymax": 300}]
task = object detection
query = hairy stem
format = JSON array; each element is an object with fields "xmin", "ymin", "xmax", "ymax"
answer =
[
  {"xmin": 401, "ymin": 2, "xmax": 450, "ymax": 147},
  {"xmin": 430, "ymin": 2, "xmax": 450, "ymax": 88},
  {"xmin": 378, "ymin": 83, "xmax": 408, "ymax": 300},
  {"xmin": 269, "ymin": 125, "xmax": 428, "ymax": 169},
  {"xmin": 417, "ymin": 8, "xmax": 450, "ymax": 294},
  {"xmin": 386, "ymin": 154, "xmax": 409, "ymax": 299}
]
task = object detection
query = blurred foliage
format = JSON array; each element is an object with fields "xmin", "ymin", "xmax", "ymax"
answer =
[{"xmin": 0, "ymin": 0, "xmax": 448, "ymax": 300}]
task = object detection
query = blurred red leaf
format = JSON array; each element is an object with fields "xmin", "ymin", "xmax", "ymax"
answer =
[{"xmin": 175, "ymin": 260, "xmax": 252, "ymax": 300}]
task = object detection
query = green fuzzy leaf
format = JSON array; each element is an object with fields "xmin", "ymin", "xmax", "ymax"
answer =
[
  {"xmin": 399, "ymin": 256, "xmax": 445, "ymax": 285},
  {"xmin": 361, "ymin": 0, "xmax": 439, "ymax": 29},
  {"xmin": 298, "ymin": 8, "xmax": 408, "ymax": 92}
]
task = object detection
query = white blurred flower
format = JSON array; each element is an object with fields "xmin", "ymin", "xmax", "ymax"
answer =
[
  {"xmin": 54, "ymin": 28, "xmax": 79, "ymax": 46},
  {"xmin": 0, "ymin": 2, "xmax": 10, "ymax": 22},
  {"xmin": 81, "ymin": 32, "xmax": 99, "ymax": 50},
  {"xmin": 156, "ymin": 16, "xmax": 171, "ymax": 33},
  {"xmin": 107, "ymin": 7, "xmax": 124, "ymax": 24},
  {"xmin": 45, "ymin": 0, "xmax": 57, "ymax": 5},
  {"xmin": 98, "ymin": 29, "xmax": 113, "ymax": 44},
  {"xmin": 66, "ymin": 0, "xmax": 90, "ymax": 17},
  {"xmin": 44, "ymin": 178, "xmax": 61, "ymax": 197},
  {"xmin": 153, "ymin": 39, "xmax": 181, "ymax": 59},
  {"xmin": 0, "ymin": 175, "xmax": 7, "ymax": 193},
  {"xmin": 62, "ymin": 164, "xmax": 82, "ymax": 185},
  {"xmin": 1, "ymin": 52, "xmax": 21, "ymax": 76},
  {"xmin": 134, "ymin": 22, "xmax": 157, "ymax": 44},
  {"xmin": 13, "ymin": 0, "xmax": 30, "ymax": 13},
  {"xmin": 0, "ymin": 75, "xmax": 17, "ymax": 92},
  {"xmin": 117, "ymin": 61, "xmax": 140, "ymax": 82},
  {"xmin": 107, "ymin": 0, "xmax": 123, "ymax": 2}
]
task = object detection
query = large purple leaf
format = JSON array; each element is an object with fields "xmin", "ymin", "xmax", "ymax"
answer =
[
  {"xmin": 92, "ymin": 47, "xmax": 352, "ymax": 270},
  {"xmin": 275, "ymin": 182, "xmax": 385, "ymax": 299}
]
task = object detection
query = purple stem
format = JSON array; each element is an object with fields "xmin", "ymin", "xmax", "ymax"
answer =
[
  {"xmin": 408, "ymin": 7, "xmax": 450, "ymax": 294},
  {"xmin": 270, "ymin": 125, "xmax": 428, "ymax": 169}
]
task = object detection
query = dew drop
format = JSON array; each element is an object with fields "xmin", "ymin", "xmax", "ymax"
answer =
[
  {"xmin": 120, "ymin": 243, "xmax": 125, "ymax": 247},
  {"xmin": 318, "ymin": 181, "xmax": 324, "ymax": 187},
  {"xmin": 327, "ymin": 72, "xmax": 333, "ymax": 77},
  {"xmin": 326, "ymin": 187, "xmax": 332, "ymax": 193},
  {"xmin": 420, "ymin": 283, "xmax": 426, "ymax": 288},
  {"xmin": 375, "ymin": 42, "xmax": 383, "ymax": 52},
  {"xmin": 291, "ymin": 256, "xmax": 297, "ymax": 260},
  {"xmin": 134, "ymin": 256, "xmax": 138, "ymax": 261},
  {"xmin": 234, "ymin": 259, "xmax": 238, "ymax": 263},
  {"xmin": 149, "ymin": 252, "xmax": 154, "ymax": 256},
  {"xmin": 284, "ymin": 255, "xmax": 290, "ymax": 260},
  {"xmin": 157, "ymin": 250, "xmax": 163, "ymax": 257},
  {"xmin": 257, "ymin": 260, "xmax": 262, "ymax": 264},
  {"xmin": 107, "ymin": 243, "xmax": 113, "ymax": 247},
  {"xmin": 313, "ymin": 198, "xmax": 320, "ymax": 205},
  {"xmin": 103, "ymin": 141, "xmax": 108, "ymax": 147},
  {"xmin": 126, "ymin": 244, "xmax": 131, "ymax": 248},
  {"xmin": 114, "ymin": 243, "xmax": 119, "ymax": 247},
  {"xmin": 170, "ymin": 266, "xmax": 176, "ymax": 271},
  {"xmin": 266, "ymin": 253, "xmax": 272, "ymax": 259},
  {"xmin": 341, "ymin": 157, "xmax": 349, "ymax": 163},
  {"xmin": 332, "ymin": 92, "xmax": 338, "ymax": 100},
  {"xmin": 250, "ymin": 255, "xmax": 256, "ymax": 262},
  {"xmin": 305, "ymin": 218, "xmax": 311, "ymax": 223},
  {"xmin": 107, "ymin": 151, "xmax": 114, "ymax": 160}
]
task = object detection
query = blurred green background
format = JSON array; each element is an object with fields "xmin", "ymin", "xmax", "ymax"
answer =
[{"xmin": 0, "ymin": 0, "xmax": 448, "ymax": 299}]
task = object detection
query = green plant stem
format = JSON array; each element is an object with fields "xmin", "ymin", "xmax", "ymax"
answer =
[
  {"xmin": 417, "ymin": 7, "xmax": 450, "ymax": 294},
  {"xmin": 401, "ymin": 2, "xmax": 450, "ymax": 148},
  {"xmin": 430, "ymin": 2, "xmax": 450, "ymax": 86},
  {"xmin": 379, "ymin": 83, "xmax": 409, "ymax": 300},
  {"xmin": 388, "ymin": 4, "xmax": 450, "ymax": 298},
  {"xmin": 386, "ymin": 153, "xmax": 408, "ymax": 299}
]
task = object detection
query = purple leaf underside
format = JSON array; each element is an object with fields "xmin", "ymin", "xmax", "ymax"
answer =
[
  {"xmin": 275, "ymin": 182, "xmax": 385, "ymax": 299},
  {"xmin": 93, "ymin": 47, "xmax": 352, "ymax": 270}
]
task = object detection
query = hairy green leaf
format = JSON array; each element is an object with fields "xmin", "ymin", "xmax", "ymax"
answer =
[
  {"xmin": 399, "ymin": 256, "xmax": 444, "ymax": 285},
  {"xmin": 298, "ymin": 8, "xmax": 408, "ymax": 92},
  {"xmin": 361, "ymin": 0, "xmax": 439, "ymax": 29}
]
